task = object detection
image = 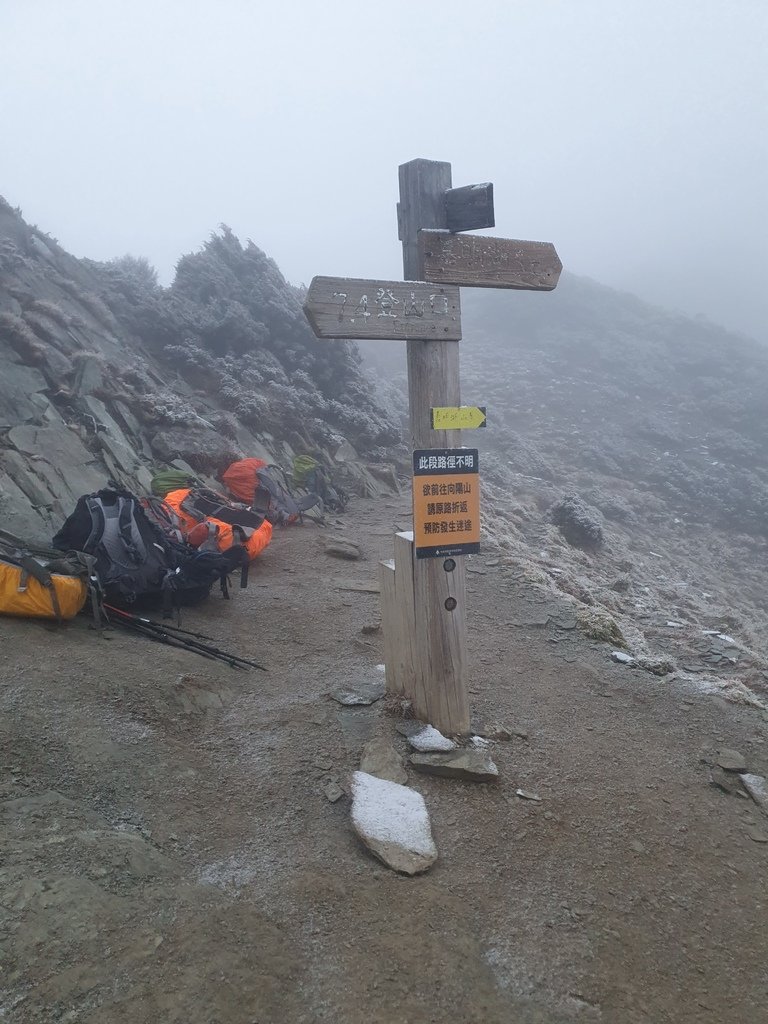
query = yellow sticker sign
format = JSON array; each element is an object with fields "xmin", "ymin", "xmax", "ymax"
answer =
[
  {"xmin": 412, "ymin": 448, "xmax": 480, "ymax": 559},
  {"xmin": 430, "ymin": 406, "xmax": 487, "ymax": 430}
]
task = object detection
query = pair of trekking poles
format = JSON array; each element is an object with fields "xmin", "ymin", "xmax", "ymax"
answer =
[{"xmin": 102, "ymin": 603, "xmax": 266, "ymax": 671}]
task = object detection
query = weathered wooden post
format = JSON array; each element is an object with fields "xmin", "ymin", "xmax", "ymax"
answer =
[
  {"xmin": 303, "ymin": 158, "xmax": 562, "ymax": 735},
  {"xmin": 397, "ymin": 159, "xmax": 469, "ymax": 733}
]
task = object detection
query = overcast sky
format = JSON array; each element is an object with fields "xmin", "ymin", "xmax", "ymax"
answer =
[{"xmin": 2, "ymin": 0, "xmax": 765, "ymax": 339}]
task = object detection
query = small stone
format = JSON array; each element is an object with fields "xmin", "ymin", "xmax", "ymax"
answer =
[
  {"xmin": 315, "ymin": 759, "xmax": 333, "ymax": 771},
  {"xmin": 360, "ymin": 736, "xmax": 407, "ymax": 785},
  {"xmin": 325, "ymin": 537, "xmax": 362, "ymax": 560},
  {"xmin": 710, "ymin": 767, "xmax": 744, "ymax": 795},
  {"xmin": 516, "ymin": 789, "xmax": 542, "ymax": 802},
  {"xmin": 745, "ymin": 826, "xmax": 768, "ymax": 844},
  {"xmin": 409, "ymin": 750, "xmax": 499, "ymax": 783},
  {"xmin": 740, "ymin": 774, "xmax": 768, "ymax": 811},
  {"xmin": 611, "ymin": 651, "xmax": 635, "ymax": 665},
  {"xmin": 361, "ymin": 623, "xmax": 380, "ymax": 635},
  {"xmin": 351, "ymin": 771, "xmax": 437, "ymax": 874},
  {"xmin": 717, "ymin": 748, "xmax": 747, "ymax": 773},
  {"xmin": 629, "ymin": 840, "xmax": 645, "ymax": 854},
  {"xmin": 324, "ymin": 782, "xmax": 344, "ymax": 803}
]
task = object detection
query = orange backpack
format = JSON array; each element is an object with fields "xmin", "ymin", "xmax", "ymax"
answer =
[
  {"xmin": 164, "ymin": 488, "xmax": 272, "ymax": 561},
  {"xmin": 221, "ymin": 458, "xmax": 268, "ymax": 504}
]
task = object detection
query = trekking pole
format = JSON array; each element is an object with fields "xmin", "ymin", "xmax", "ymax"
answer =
[
  {"xmin": 103, "ymin": 609, "xmax": 226, "ymax": 664},
  {"xmin": 103, "ymin": 605, "xmax": 216, "ymax": 641},
  {"xmin": 103, "ymin": 606, "xmax": 266, "ymax": 670},
  {"xmin": 116, "ymin": 616, "xmax": 255, "ymax": 669}
]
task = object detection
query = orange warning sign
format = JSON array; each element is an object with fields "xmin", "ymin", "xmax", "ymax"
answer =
[{"xmin": 412, "ymin": 448, "xmax": 480, "ymax": 559}]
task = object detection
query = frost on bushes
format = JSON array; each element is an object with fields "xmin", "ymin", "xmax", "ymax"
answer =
[
  {"xmin": 209, "ymin": 411, "xmax": 239, "ymax": 440},
  {"xmin": 136, "ymin": 389, "xmax": 214, "ymax": 429},
  {"xmin": 587, "ymin": 490, "xmax": 636, "ymax": 523},
  {"xmin": 551, "ymin": 494, "xmax": 604, "ymax": 549},
  {"xmin": 86, "ymin": 225, "xmax": 400, "ymax": 455}
]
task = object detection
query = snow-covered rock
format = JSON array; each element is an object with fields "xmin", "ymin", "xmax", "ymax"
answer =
[
  {"xmin": 408, "ymin": 725, "xmax": 456, "ymax": 753},
  {"xmin": 351, "ymin": 771, "xmax": 437, "ymax": 875}
]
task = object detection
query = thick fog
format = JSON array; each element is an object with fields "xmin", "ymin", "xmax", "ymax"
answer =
[{"xmin": 2, "ymin": 0, "xmax": 765, "ymax": 340}]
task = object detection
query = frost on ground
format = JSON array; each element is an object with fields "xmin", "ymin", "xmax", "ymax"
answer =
[
  {"xmin": 199, "ymin": 854, "xmax": 262, "ymax": 891},
  {"xmin": 679, "ymin": 672, "xmax": 768, "ymax": 712},
  {"xmin": 408, "ymin": 724, "xmax": 456, "ymax": 752},
  {"xmin": 351, "ymin": 771, "xmax": 437, "ymax": 875}
]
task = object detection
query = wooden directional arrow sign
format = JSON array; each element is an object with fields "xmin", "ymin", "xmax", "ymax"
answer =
[
  {"xmin": 431, "ymin": 406, "xmax": 487, "ymax": 430},
  {"xmin": 303, "ymin": 276, "xmax": 461, "ymax": 341},
  {"xmin": 418, "ymin": 230, "xmax": 562, "ymax": 291}
]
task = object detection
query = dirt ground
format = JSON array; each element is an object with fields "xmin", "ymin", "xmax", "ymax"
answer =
[{"xmin": 2, "ymin": 496, "xmax": 767, "ymax": 1024}]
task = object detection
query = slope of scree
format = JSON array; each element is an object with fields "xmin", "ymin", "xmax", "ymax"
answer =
[
  {"xmin": 361, "ymin": 274, "xmax": 768, "ymax": 705},
  {"xmin": 0, "ymin": 198, "xmax": 400, "ymax": 542}
]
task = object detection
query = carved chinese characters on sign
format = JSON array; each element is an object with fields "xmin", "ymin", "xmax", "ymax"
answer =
[{"xmin": 303, "ymin": 276, "xmax": 462, "ymax": 341}]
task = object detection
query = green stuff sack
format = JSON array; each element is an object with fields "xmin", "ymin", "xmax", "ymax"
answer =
[
  {"xmin": 151, "ymin": 469, "xmax": 198, "ymax": 498},
  {"xmin": 292, "ymin": 455, "xmax": 319, "ymax": 489}
]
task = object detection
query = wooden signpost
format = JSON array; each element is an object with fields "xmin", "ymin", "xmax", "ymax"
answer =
[
  {"xmin": 419, "ymin": 231, "xmax": 562, "ymax": 291},
  {"xmin": 304, "ymin": 158, "xmax": 561, "ymax": 734},
  {"xmin": 303, "ymin": 277, "xmax": 461, "ymax": 341}
]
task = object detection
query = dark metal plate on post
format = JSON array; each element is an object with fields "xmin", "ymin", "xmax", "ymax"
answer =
[{"xmin": 444, "ymin": 182, "xmax": 495, "ymax": 233}]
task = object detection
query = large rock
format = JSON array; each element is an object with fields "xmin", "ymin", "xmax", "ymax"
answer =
[
  {"xmin": 0, "ymin": 449, "xmax": 55, "ymax": 506},
  {"xmin": 360, "ymin": 736, "xmax": 407, "ymax": 784},
  {"xmin": 82, "ymin": 396, "xmax": 146, "ymax": 480},
  {"xmin": 350, "ymin": 771, "xmax": 437, "ymax": 875},
  {"xmin": 72, "ymin": 353, "xmax": 105, "ymax": 396},
  {"xmin": 150, "ymin": 425, "xmax": 241, "ymax": 474},
  {"xmin": 7, "ymin": 424, "xmax": 106, "ymax": 506},
  {"xmin": 0, "ymin": 356, "xmax": 49, "ymax": 424},
  {"xmin": 409, "ymin": 749, "xmax": 499, "ymax": 783},
  {"xmin": 0, "ymin": 471, "xmax": 55, "ymax": 543}
]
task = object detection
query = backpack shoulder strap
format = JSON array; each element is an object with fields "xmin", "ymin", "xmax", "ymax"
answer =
[
  {"xmin": 117, "ymin": 497, "xmax": 142, "ymax": 558},
  {"xmin": 84, "ymin": 497, "xmax": 107, "ymax": 551}
]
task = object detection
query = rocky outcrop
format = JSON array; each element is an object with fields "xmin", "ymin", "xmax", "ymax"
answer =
[{"xmin": 0, "ymin": 199, "xmax": 398, "ymax": 541}]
